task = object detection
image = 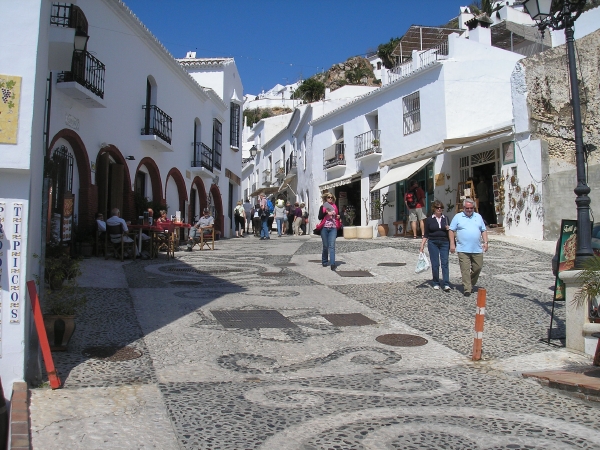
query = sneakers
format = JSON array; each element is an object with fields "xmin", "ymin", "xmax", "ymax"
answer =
[
  {"xmin": 464, "ymin": 291, "xmax": 471, "ymax": 297},
  {"xmin": 443, "ymin": 286, "xmax": 451, "ymax": 292},
  {"xmin": 331, "ymin": 265, "xmax": 337, "ymax": 271},
  {"xmin": 433, "ymin": 285, "xmax": 440, "ymax": 290},
  {"xmin": 322, "ymin": 263, "xmax": 328, "ymax": 267}
]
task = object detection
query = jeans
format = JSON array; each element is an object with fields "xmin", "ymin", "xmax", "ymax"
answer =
[
  {"xmin": 276, "ymin": 218, "xmax": 284, "ymax": 236},
  {"xmin": 321, "ymin": 227, "xmax": 337, "ymax": 266},
  {"xmin": 260, "ymin": 217, "xmax": 269, "ymax": 238},
  {"xmin": 428, "ymin": 239, "xmax": 450, "ymax": 286}
]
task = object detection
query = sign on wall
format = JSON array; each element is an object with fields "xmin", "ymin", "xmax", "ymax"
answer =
[
  {"xmin": 0, "ymin": 75, "xmax": 22, "ymax": 144},
  {"xmin": 0, "ymin": 202, "xmax": 5, "ymax": 356}
]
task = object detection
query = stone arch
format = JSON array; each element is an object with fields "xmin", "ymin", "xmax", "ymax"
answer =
[
  {"xmin": 96, "ymin": 145, "xmax": 134, "ymax": 220},
  {"xmin": 48, "ymin": 128, "xmax": 94, "ymax": 226},
  {"xmin": 165, "ymin": 168, "xmax": 188, "ymax": 218},
  {"xmin": 135, "ymin": 157, "xmax": 163, "ymax": 206},
  {"xmin": 210, "ymin": 183, "xmax": 224, "ymax": 237}
]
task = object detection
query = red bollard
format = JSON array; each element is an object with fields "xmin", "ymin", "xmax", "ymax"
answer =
[{"xmin": 472, "ymin": 288, "xmax": 487, "ymax": 361}]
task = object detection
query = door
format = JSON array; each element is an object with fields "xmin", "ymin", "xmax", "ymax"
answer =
[
  {"xmin": 109, "ymin": 163, "xmax": 124, "ymax": 215},
  {"xmin": 97, "ymin": 152, "xmax": 109, "ymax": 218}
]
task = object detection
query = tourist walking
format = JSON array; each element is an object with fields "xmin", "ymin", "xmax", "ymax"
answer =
[
  {"xmin": 419, "ymin": 200, "xmax": 451, "ymax": 291},
  {"xmin": 316, "ymin": 192, "xmax": 341, "ymax": 270},
  {"xmin": 251, "ymin": 204, "xmax": 261, "ymax": 237},
  {"xmin": 405, "ymin": 179, "xmax": 426, "ymax": 238},
  {"xmin": 243, "ymin": 198, "xmax": 252, "ymax": 233},
  {"xmin": 300, "ymin": 202, "xmax": 308, "ymax": 236},
  {"xmin": 259, "ymin": 203, "xmax": 270, "ymax": 240},
  {"xmin": 292, "ymin": 202, "xmax": 303, "ymax": 236},
  {"xmin": 233, "ymin": 200, "xmax": 246, "ymax": 238},
  {"xmin": 449, "ymin": 198, "xmax": 489, "ymax": 296},
  {"xmin": 286, "ymin": 201, "xmax": 294, "ymax": 235},
  {"xmin": 274, "ymin": 201, "xmax": 287, "ymax": 237}
]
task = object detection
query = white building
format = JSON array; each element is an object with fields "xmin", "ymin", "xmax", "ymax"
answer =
[{"xmin": 0, "ymin": 0, "xmax": 243, "ymax": 405}]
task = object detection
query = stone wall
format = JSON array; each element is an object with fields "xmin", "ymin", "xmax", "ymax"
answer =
[{"xmin": 521, "ymin": 28, "xmax": 600, "ymax": 167}]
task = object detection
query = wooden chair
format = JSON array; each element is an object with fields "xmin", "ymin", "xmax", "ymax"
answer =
[
  {"xmin": 191, "ymin": 226, "xmax": 215, "ymax": 251},
  {"xmin": 153, "ymin": 223, "xmax": 176, "ymax": 259},
  {"xmin": 94, "ymin": 222, "xmax": 105, "ymax": 257},
  {"xmin": 105, "ymin": 223, "xmax": 136, "ymax": 261}
]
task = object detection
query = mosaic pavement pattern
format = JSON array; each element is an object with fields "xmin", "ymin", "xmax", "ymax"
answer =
[{"xmin": 31, "ymin": 236, "xmax": 588, "ymax": 450}]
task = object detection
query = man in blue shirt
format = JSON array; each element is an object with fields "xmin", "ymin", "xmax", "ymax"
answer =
[{"xmin": 449, "ymin": 198, "xmax": 489, "ymax": 296}]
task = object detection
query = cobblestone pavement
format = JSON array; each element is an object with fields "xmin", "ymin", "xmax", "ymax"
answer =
[{"xmin": 30, "ymin": 235, "xmax": 600, "ymax": 449}]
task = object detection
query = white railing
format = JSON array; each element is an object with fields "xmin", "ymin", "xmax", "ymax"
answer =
[{"xmin": 386, "ymin": 41, "xmax": 449, "ymax": 86}]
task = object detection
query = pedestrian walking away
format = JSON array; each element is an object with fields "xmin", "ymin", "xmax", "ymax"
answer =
[
  {"xmin": 449, "ymin": 198, "xmax": 488, "ymax": 296},
  {"xmin": 316, "ymin": 192, "xmax": 342, "ymax": 270},
  {"xmin": 285, "ymin": 201, "xmax": 294, "ymax": 235},
  {"xmin": 274, "ymin": 201, "xmax": 287, "ymax": 237},
  {"xmin": 405, "ymin": 179, "xmax": 426, "ymax": 238},
  {"xmin": 233, "ymin": 200, "xmax": 246, "ymax": 237},
  {"xmin": 420, "ymin": 200, "xmax": 451, "ymax": 292},
  {"xmin": 259, "ymin": 203, "xmax": 270, "ymax": 240},
  {"xmin": 292, "ymin": 202, "xmax": 303, "ymax": 236},
  {"xmin": 252, "ymin": 204, "xmax": 261, "ymax": 237},
  {"xmin": 243, "ymin": 198, "xmax": 252, "ymax": 233}
]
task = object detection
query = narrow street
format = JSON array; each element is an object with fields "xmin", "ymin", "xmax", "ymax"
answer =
[{"xmin": 30, "ymin": 235, "xmax": 600, "ymax": 449}]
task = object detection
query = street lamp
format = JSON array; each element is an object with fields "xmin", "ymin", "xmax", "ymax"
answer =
[
  {"xmin": 524, "ymin": 0, "xmax": 593, "ymax": 267},
  {"xmin": 74, "ymin": 27, "xmax": 89, "ymax": 52},
  {"xmin": 249, "ymin": 145, "xmax": 257, "ymax": 158}
]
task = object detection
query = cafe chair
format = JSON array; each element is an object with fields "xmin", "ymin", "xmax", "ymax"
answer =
[
  {"xmin": 153, "ymin": 223, "xmax": 176, "ymax": 260},
  {"xmin": 199, "ymin": 226, "xmax": 215, "ymax": 251},
  {"xmin": 105, "ymin": 223, "xmax": 136, "ymax": 261}
]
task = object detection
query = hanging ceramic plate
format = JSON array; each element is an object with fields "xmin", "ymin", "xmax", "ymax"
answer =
[
  {"xmin": 511, "ymin": 198, "xmax": 516, "ymax": 209},
  {"xmin": 522, "ymin": 190, "xmax": 528, "ymax": 199},
  {"xmin": 515, "ymin": 214, "xmax": 521, "ymax": 225},
  {"xmin": 517, "ymin": 198, "xmax": 525, "ymax": 211},
  {"xmin": 532, "ymin": 193, "xmax": 541, "ymax": 204},
  {"xmin": 529, "ymin": 184, "xmax": 536, "ymax": 195}
]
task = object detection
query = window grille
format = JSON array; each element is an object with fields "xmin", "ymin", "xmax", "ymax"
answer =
[
  {"xmin": 213, "ymin": 119, "xmax": 222, "ymax": 170},
  {"xmin": 51, "ymin": 146, "xmax": 74, "ymax": 213},
  {"xmin": 230, "ymin": 103, "xmax": 240, "ymax": 148},
  {"xmin": 403, "ymin": 91, "xmax": 421, "ymax": 135}
]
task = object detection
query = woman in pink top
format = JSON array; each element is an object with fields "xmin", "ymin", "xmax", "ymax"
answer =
[{"xmin": 316, "ymin": 192, "xmax": 341, "ymax": 270}]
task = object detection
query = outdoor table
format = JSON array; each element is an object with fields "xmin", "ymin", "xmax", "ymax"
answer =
[{"xmin": 127, "ymin": 223, "xmax": 162, "ymax": 257}]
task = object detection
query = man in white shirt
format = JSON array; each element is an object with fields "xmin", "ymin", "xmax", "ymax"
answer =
[
  {"xmin": 106, "ymin": 208, "xmax": 138, "ymax": 257},
  {"xmin": 186, "ymin": 208, "xmax": 214, "ymax": 251}
]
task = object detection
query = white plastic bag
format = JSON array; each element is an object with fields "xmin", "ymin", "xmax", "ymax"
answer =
[{"xmin": 415, "ymin": 252, "xmax": 431, "ymax": 274}]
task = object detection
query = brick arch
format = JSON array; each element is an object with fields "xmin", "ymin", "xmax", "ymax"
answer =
[
  {"xmin": 136, "ymin": 157, "xmax": 164, "ymax": 206},
  {"xmin": 165, "ymin": 168, "xmax": 188, "ymax": 216},
  {"xmin": 97, "ymin": 145, "xmax": 134, "ymax": 220},
  {"xmin": 190, "ymin": 176, "xmax": 208, "ymax": 223},
  {"xmin": 48, "ymin": 128, "xmax": 94, "ymax": 226},
  {"xmin": 210, "ymin": 183, "xmax": 224, "ymax": 237}
]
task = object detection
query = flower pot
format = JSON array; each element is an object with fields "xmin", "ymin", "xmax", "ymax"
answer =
[
  {"xmin": 43, "ymin": 314, "xmax": 76, "ymax": 351},
  {"xmin": 343, "ymin": 226, "xmax": 357, "ymax": 239},
  {"xmin": 356, "ymin": 226, "xmax": 373, "ymax": 239},
  {"xmin": 377, "ymin": 224, "xmax": 389, "ymax": 237}
]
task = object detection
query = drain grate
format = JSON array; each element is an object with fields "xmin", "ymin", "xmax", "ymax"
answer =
[
  {"xmin": 82, "ymin": 346, "xmax": 142, "ymax": 361},
  {"xmin": 322, "ymin": 313, "xmax": 377, "ymax": 327},
  {"xmin": 170, "ymin": 280, "xmax": 203, "ymax": 286},
  {"xmin": 167, "ymin": 267, "xmax": 243, "ymax": 275},
  {"xmin": 211, "ymin": 309, "xmax": 297, "ymax": 329},
  {"xmin": 336, "ymin": 270, "xmax": 373, "ymax": 277},
  {"xmin": 274, "ymin": 263, "xmax": 296, "ymax": 267},
  {"xmin": 378, "ymin": 262, "xmax": 407, "ymax": 267},
  {"xmin": 260, "ymin": 272, "xmax": 284, "ymax": 277},
  {"xmin": 376, "ymin": 334, "xmax": 428, "ymax": 347}
]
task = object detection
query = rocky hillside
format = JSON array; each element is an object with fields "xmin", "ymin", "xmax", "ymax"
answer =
[{"xmin": 313, "ymin": 56, "xmax": 380, "ymax": 92}]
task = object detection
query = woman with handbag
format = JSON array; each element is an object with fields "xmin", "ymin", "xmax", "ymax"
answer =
[
  {"xmin": 419, "ymin": 200, "xmax": 451, "ymax": 291},
  {"xmin": 233, "ymin": 200, "xmax": 246, "ymax": 238},
  {"xmin": 316, "ymin": 192, "xmax": 342, "ymax": 270}
]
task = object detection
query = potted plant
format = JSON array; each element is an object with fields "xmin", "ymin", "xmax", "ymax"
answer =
[
  {"xmin": 45, "ymin": 253, "xmax": 82, "ymax": 290},
  {"xmin": 342, "ymin": 205, "xmax": 357, "ymax": 239},
  {"xmin": 43, "ymin": 280, "xmax": 87, "ymax": 350},
  {"xmin": 573, "ymin": 256, "xmax": 600, "ymax": 323},
  {"xmin": 373, "ymin": 194, "xmax": 393, "ymax": 237},
  {"xmin": 372, "ymin": 139, "xmax": 380, "ymax": 147}
]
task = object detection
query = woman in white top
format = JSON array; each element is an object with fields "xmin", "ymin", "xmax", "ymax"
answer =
[
  {"xmin": 273, "ymin": 201, "xmax": 287, "ymax": 237},
  {"xmin": 233, "ymin": 200, "xmax": 246, "ymax": 238}
]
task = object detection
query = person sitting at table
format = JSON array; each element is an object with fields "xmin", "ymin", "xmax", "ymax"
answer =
[
  {"xmin": 96, "ymin": 212, "xmax": 106, "ymax": 232},
  {"xmin": 156, "ymin": 210, "xmax": 170, "ymax": 224},
  {"xmin": 186, "ymin": 208, "xmax": 214, "ymax": 251},
  {"xmin": 106, "ymin": 208, "xmax": 138, "ymax": 257}
]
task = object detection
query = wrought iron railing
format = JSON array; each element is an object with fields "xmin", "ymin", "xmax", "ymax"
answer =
[
  {"xmin": 323, "ymin": 143, "xmax": 346, "ymax": 169},
  {"xmin": 50, "ymin": 3, "xmax": 87, "ymax": 31},
  {"xmin": 191, "ymin": 143, "xmax": 213, "ymax": 172},
  {"xmin": 57, "ymin": 50, "xmax": 105, "ymax": 98},
  {"xmin": 286, "ymin": 154, "xmax": 297, "ymax": 173},
  {"xmin": 141, "ymin": 105, "xmax": 173, "ymax": 144},
  {"xmin": 354, "ymin": 129, "xmax": 381, "ymax": 158}
]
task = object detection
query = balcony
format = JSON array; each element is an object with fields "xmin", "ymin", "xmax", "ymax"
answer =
[
  {"xmin": 385, "ymin": 42, "xmax": 448, "ymax": 86},
  {"xmin": 251, "ymin": 183, "xmax": 257, "ymax": 195},
  {"xmin": 56, "ymin": 50, "xmax": 106, "ymax": 107},
  {"xmin": 190, "ymin": 142, "xmax": 214, "ymax": 175},
  {"xmin": 286, "ymin": 154, "xmax": 297, "ymax": 174},
  {"xmin": 275, "ymin": 162, "xmax": 286, "ymax": 179},
  {"xmin": 354, "ymin": 129, "xmax": 381, "ymax": 159},
  {"xmin": 323, "ymin": 143, "xmax": 346, "ymax": 170},
  {"xmin": 140, "ymin": 105, "xmax": 173, "ymax": 151},
  {"xmin": 262, "ymin": 171, "xmax": 272, "ymax": 186}
]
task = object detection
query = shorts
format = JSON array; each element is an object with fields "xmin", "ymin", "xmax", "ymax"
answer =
[{"xmin": 409, "ymin": 208, "xmax": 426, "ymax": 222}]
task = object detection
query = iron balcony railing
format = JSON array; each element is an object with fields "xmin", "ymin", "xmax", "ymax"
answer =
[
  {"xmin": 50, "ymin": 3, "xmax": 87, "ymax": 31},
  {"xmin": 262, "ymin": 171, "xmax": 272, "ymax": 185},
  {"xmin": 191, "ymin": 142, "xmax": 213, "ymax": 172},
  {"xmin": 57, "ymin": 50, "xmax": 105, "ymax": 98},
  {"xmin": 286, "ymin": 154, "xmax": 297, "ymax": 173},
  {"xmin": 141, "ymin": 104, "xmax": 173, "ymax": 144},
  {"xmin": 354, "ymin": 129, "xmax": 381, "ymax": 158},
  {"xmin": 323, "ymin": 143, "xmax": 346, "ymax": 169},
  {"xmin": 386, "ymin": 41, "xmax": 449, "ymax": 85}
]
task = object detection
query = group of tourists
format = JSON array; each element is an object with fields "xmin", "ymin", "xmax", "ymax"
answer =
[{"xmin": 241, "ymin": 194, "xmax": 309, "ymax": 240}]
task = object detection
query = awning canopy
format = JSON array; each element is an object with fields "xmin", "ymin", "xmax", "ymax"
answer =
[
  {"xmin": 249, "ymin": 186, "xmax": 279, "ymax": 197},
  {"xmin": 371, "ymin": 158, "xmax": 431, "ymax": 192},
  {"xmin": 278, "ymin": 174, "xmax": 297, "ymax": 192},
  {"xmin": 379, "ymin": 142, "xmax": 443, "ymax": 168},
  {"xmin": 444, "ymin": 126, "xmax": 513, "ymax": 148},
  {"xmin": 319, "ymin": 172, "xmax": 361, "ymax": 191}
]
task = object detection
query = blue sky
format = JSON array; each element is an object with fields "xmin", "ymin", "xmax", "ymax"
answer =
[{"xmin": 123, "ymin": 0, "xmax": 469, "ymax": 95}]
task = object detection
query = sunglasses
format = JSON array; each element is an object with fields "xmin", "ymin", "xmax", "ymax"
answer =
[{"xmin": 434, "ymin": 207, "xmax": 443, "ymax": 210}]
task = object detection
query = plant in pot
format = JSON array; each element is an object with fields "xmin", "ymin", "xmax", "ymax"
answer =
[
  {"xmin": 573, "ymin": 256, "xmax": 600, "ymax": 323},
  {"xmin": 43, "ymin": 280, "xmax": 87, "ymax": 351},
  {"xmin": 372, "ymin": 139, "xmax": 380, "ymax": 147},
  {"xmin": 373, "ymin": 194, "xmax": 393, "ymax": 237},
  {"xmin": 44, "ymin": 253, "xmax": 82, "ymax": 290}
]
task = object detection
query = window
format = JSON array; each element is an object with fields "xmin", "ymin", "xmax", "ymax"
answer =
[
  {"xmin": 369, "ymin": 173, "xmax": 380, "ymax": 220},
  {"xmin": 213, "ymin": 118, "xmax": 222, "ymax": 170},
  {"xmin": 403, "ymin": 91, "xmax": 421, "ymax": 135},
  {"xmin": 230, "ymin": 102, "xmax": 240, "ymax": 148}
]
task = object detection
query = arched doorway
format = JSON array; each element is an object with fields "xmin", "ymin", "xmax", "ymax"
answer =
[
  {"xmin": 209, "ymin": 183, "xmax": 224, "ymax": 238},
  {"xmin": 165, "ymin": 168, "xmax": 188, "ymax": 221},
  {"xmin": 190, "ymin": 176, "xmax": 208, "ymax": 224},
  {"xmin": 96, "ymin": 146, "xmax": 133, "ymax": 220},
  {"xmin": 134, "ymin": 157, "xmax": 163, "ymax": 218}
]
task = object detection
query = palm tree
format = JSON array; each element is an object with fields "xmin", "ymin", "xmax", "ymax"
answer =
[
  {"xmin": 377, "ymin": 37, "xmax": 400, "ymax": 70},
  {"xmin": 292, "ymin": 78, "xmax": 325, "ymax": 103}
]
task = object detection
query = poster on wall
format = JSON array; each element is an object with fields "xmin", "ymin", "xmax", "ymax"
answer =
[
  {"xmin": 0, "ymin": 75, "xmax": 21, "ymax": 144},
  {"xmin": 554, "ymin": 219, "xmax": 578, "ymax": 301},
  {"xmin": 502, "ymin": 141, "xmax": 515, "ymax": 165},
  {"xmin": 62, "ymin": 194, "xmax": 74, "ymax": 242}
]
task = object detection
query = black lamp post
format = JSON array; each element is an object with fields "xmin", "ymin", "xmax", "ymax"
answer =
[
  {"xmin": 250, "ymin": 145, "xmax": 257, "ymax": 158},
  {"xmin": 524, "ymin": 0, "xmax": 593, "ymax": 267},
  {"xmin": 74, "ymin": 27, "xmax": 89, "ymax": 52}
]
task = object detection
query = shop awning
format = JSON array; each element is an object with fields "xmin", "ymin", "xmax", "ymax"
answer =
[
  {"xmin": 379, "ymin": 142, "xmax": 443, "ymax": 168},
  {"xmin": 278, "ymin": 173, "xmax": 297, "ymax": 192},
  {"xmin": 249, "ymin": 186, "xmax": 279, "ymax": 197},
  {"xmin": 371, "ymin": 158, "xmax": 432, "ymax": 192},
  {"xmin": 444, "ymin": 126, "xmax": 513, "ymax": 148},
  {"xmin": 319, "ymin": 171, "xmax": 361, "ymax": 191}
]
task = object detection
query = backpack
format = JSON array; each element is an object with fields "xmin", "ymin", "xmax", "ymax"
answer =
[
  {"xmin": 406, "ymin": 189, "xmax": 418, "ymax": 209},
  {"xmin": 266, "ymin": 199, "xmax": 274, "ymax": 214}
]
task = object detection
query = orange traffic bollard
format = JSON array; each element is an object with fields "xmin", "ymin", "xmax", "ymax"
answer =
[{"xmin": 472, "ymin": 288, "xmax": 487, "ymax": 361}]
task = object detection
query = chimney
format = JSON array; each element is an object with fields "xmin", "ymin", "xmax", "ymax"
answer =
[{"xmin": 466, "ymin": 15, "xmax": 492, "ymax": 46}]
